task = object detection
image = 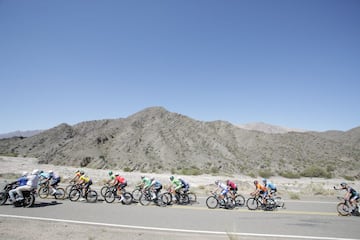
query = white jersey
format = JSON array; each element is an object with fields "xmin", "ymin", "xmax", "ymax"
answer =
[{"xmin": 26, "ymin": 174, "xmax": 39, "ymax": 188}]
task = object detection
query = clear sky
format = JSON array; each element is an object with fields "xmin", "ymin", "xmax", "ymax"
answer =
[{"xmin": 1, "ymin": 0, "xmax": 359, "ymax": 133}]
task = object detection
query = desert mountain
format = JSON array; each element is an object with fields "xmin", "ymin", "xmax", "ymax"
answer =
[
  {"xmin": 0, "ymin": 107, "xmax": 359, "ymax": 178},
  {"xmin": 236, "ymin": 122, "xmax": 307, "ymax": 134}
]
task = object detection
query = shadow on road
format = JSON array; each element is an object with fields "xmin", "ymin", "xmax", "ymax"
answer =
[{"xmin": 32, "ymin": 201, "xmax": 63, "ymax": 208}]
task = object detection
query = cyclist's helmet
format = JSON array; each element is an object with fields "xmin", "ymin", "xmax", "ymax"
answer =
[
  {"xmin": 141, "ymin": 176, "xmax": 145, "ymax": 179},
  {"xmin": 340, "ymin": 182, "xmax": 347, "ymax": 187},
  {"xmin": 115, "ymin": 173, "xmax": 119, "ymax": 176},
  {"xmin": 108, "ymin": 171, "xmax": 113, "ymax": 176},
  {"xmin": 150, "ymin": 177, "xmax": 155, "ymax": 181},
  {"xmin": 262, "ymin": 178, "xmax": 267, "ymax": 184},
  {"xmin": 32, "ymin": 169, "xmax": 39, "ymax": 175},
  {"xmin": 254, "ymin": 180, "xmax": 258, "ymax": 184},
  {"xmin": 80, "ymin": 170, "xmax": 85, "ymax": 175},
  {"xmin": 49, "ymin": 170, "xmax": 53, "ymax": 174},
  {"xmin": 170, "ymin": 176, "xmax": 174, "ymax": 181}
]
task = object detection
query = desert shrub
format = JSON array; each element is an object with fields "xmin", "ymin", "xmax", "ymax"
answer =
[
  {"xmin": 180, "ymin": 167, "xmax": 202, "ymax": 176},
  {"xmin": 123, "ymin": 167, "xmax": 132, "ymax": 172},
  {"xmin": 288, "ymin": 192, "xmax": 300, "ymax": 200},
  {"xmin": 300, "ymin": 166, "xmax": 332, "ymax": 178},
  {"xmin": 279, "ymin": 171, "xmax": 300, "ymax": 179},
  {"xmin": 343, "ymin": 175, "xmax": 355, "ymax": 181},
  {"xmin": 258, "ymin": 169, "xmax": 274, "ymax": 179},
  {"xmin": 248, "ymin": 172, "xmax": 257, "ymax": 178}
]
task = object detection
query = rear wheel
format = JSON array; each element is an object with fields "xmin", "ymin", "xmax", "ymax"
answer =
[
  {"xmin": 206, "ymin": 196, "xmax": 218, "ymax": 209},
  {"xmin": 274, "ymin": 196, "xmax": 285, "ymax": 208},
  {"xmin": 131, "ymin": 189, "xmax": 142, "ymax": 201},
  {"xmin": 23, "ymin": 194, "xmax": 35, "ymax": 208},
  {"xmin": 246, "ymin": 197, "xmax": 259, "ymax": 210},
  {"xmin": 162, "ymin": 192, "xmax": 173, "ymax": 205},
  {"xmin": 38, "ymin": 186, "xmax": 49, "ymax": 199},
  {"xmin": 86, "ymin": 190, "xmax": 98, "ymax": 203},
  {"xmin": 54, "ymin": 188, "xmax": 66, "ymax": 200},
  {"xmin": 234, "ymin": 194, "xmax": 246, "ymax": 207},
  {"xmin": 337, "ymin": 202, "xmax": 351, "ymax": 216},
  {"xmin": 121, "ymin": 192, "xmax": 133, "ymax": 205},
  {"xmin": 188, "ymin": 192, "xmax": 197, "ymax": 204}
]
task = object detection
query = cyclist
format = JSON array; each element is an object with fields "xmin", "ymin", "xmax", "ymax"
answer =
[
  {"xmin": 251, "ymin": 180, "xmax": 267, "ymax": 204},
  {"xmin": 69, "ymin": 170, "xmax": 81, "ymax": 184},
  {"xmin": 169, "ymin": 176, "xmax": 184, "ymax": 194},
  {"xmin": 113, "ymin": 173, "xmax": 127, "ymax": 202},
  {"xmin": 213, "ymin": 180, "xmax": 229, "ymax": 202},
  {"xmin": 78, "ymin": 171, "xmax": 93, "ymax": 198},
  {"xmin": 106, "ymin": 171, "xmax": 115, "ymax": 184},
  {"xmin": 226, "ymin": 179, "xmax": 238, "ymax": 199},
  {"xmin": 150, "ymin": 177, "xmax": 163, "ymax": 200},
  {"xmin": 46, "ymin": 170, "xmax": 61, "ymax": 195},
  {"xmin": 336, "ymin": 182, "xmax": 359, "ymax": 213},
  {"xmin": 262, "ymin": 178, "xmax": 277, "ymax": 198}
]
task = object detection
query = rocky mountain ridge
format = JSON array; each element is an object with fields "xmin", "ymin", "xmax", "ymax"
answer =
[{"xmin": 0, "ymin": 107, "xmax": 359, "ymax": 178}]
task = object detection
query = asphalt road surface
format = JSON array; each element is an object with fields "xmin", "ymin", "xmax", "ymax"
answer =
[{"xmin": 1, "ymin": 196, "xmax": 359, "ymax": 240}]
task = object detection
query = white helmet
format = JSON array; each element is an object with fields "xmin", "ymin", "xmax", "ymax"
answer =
[
  {"xmin": 32, "ymin": 169, "xmax": 39, "ymax": 175},
  {"xmin": 22, "ymin": 171, "xmax": 28, "ymax": 177},
  {"xmin": 49, "ymin": 170, "xmax": 53, "ymax": 174}
]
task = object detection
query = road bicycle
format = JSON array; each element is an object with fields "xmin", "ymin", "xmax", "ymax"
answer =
[
  {"xmin": 69, "ymin": 184, "xmax": 98, "ymax": 203},
  {"xmin": 162, "ymin": 187, "xmax": 191, "ymax": 205},
  {"xmin": 336, "ymin": 196, "xmax": 360, "ymax": 216},
  {"xmin": 246, "ymin": 194, "xmax": 277, "ymax": 211},
  {"xmin": 38, "ymin": 180, "xmax": 66, "ymax": 200},
  {"xmin": 206, "ymin": 191, "xmax": 235, "ymax": 209},
  {"xmin": 139, "ymin": 188, "xmax": 168, "ymax": 207},
  {"xmin": 103, "ymin": 185, "xmax": 133, "ymax": 205}
]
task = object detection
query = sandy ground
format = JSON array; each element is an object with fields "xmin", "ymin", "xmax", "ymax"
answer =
[{"xmin": 1, "ymin": 156, "xmax": 359, "ymax": 240}]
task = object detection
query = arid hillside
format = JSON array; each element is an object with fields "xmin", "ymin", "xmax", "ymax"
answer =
[{"xmin": 0, "ymin": 107, "xmax": 359, "ymax": 179}]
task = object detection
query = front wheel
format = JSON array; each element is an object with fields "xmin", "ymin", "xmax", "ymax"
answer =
[
  {"xmin": 139, "ymin": 192, "xmax": 152, "ymax": 206},
  {"xmin": 0, "ymin": 192, "xmax": 8, "ymax": 205},
  {"xmin": 246, "ymin": 197, "xmax": 259, "ymax": 210},
  {"xmin": 337, "ymin": 202, "xmax": 351, "ymax": 216},
  {"xmin": 69, "ymin": 189, "xmax": 81, "ymax": 202},
  {"xmin": 54, "ymin": 188, "xmax": 66, "ymax": 200},
  {"xmin": 100, "ymin": 186, "xmax": 110, "ymax": 197},
  {"xmin": 131, "ymin": 189, "xmax": 142, "ymax": 201},
  {"xmin": 188, "ymin": 192, "xmax": 197, "ymax": 204},
  {"xmin": 206, "ymin": 196, "xmax": 219, "ymax": 209},
  {"xmin": 104, "ymin": 190, "xmax": 115, "ymax": 203}
]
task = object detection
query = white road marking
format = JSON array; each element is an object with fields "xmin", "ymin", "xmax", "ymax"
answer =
[{"xmin": 0, "ymin": 214, "xmax": 358, "ymax": 240}]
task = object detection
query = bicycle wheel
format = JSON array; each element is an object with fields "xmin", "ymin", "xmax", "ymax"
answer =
[
  {"xmin": 157, "ymin": 193, "xmax": 169, "ymax": 207},
  {"xmin": 337, "ymin": 202, "xmax": 351, "ymax": 216},
  {"xmin": 225, "ymin": 196, "xmax": 235, "ymax": 209},
  {"xmin": 246, "ymin": 197, "xmax": 259, "ymax": 210},
  {"xmin": 54, "ymin": 188, "xmax": 66, "ymax": 200},
  {"xmin": 234, "ymin": 194, "xmax": 246, "ymax": 207},
  {"xmin": 100, "ymin": 186, "xmax": 110, "ymax": 197},
  {"xmin": 0, "ymin": 192, "xmax": 8, "ymax": 205},
  {"xmin": 121, "ymin": 192, "xmax": 133, "ymax": 205},
  {"xmin": 23, "ymin": 194, "xmax": 35, "ymax": 208},
  {"xmin": 86, "ymin": 190, "xmax": 98, "ymax": 203},
  {"xmin": 69, "ymin": 189, "xmax": 81, "ymax": 202},
  {"xmin": 38, "ymin": 186, "xmax": 49, "ymax": 199},
  {"xmin": 274, "ymin": 196, "xmax": 285, "ymax": 208},
  {"xmin": 131, "ymin": 189, "xmax": 142, "ymax": 201},
  {"xmin": 162, "ymin": 192, "xmax": 173, "ymax": 205},
  {"xmin": 179, "ymin": 194, "xmax": 189, "ymax": 205},
  {"xmin": 104, "ymin": 190, "xmax": 115, "ymax": 203},
  {"xmin": 65, "ymin": 184, "xmax": 76, "ymax": 195},
  {"xmin": 206, "ymin": 196, "xmax": 219, "ymax": 209},
  {"xmin": 188, "ymin": 192, "xmax": 197, "ymax": 204},
  {"xmin": 139, "ymin": 193, "xmax": 152, "ymax": 206}
]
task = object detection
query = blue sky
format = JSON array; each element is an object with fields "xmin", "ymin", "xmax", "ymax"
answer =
[{"xmin": 0, "ymin": 0, "xmax": 359, "ymax": 133}]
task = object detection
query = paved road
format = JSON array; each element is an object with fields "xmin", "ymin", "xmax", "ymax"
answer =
[{"xmin": 1, "ymin": 197, "xmax": 359, "ymax": 240}]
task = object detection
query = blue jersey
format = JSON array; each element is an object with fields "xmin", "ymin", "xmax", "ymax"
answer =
[
  {"xmin": 17, "ymin": 176, "xmax": 28, "ymax": 186},
  {"xmin": 266, "ymin": 182, "xmax": 276, "ymax": 190}
]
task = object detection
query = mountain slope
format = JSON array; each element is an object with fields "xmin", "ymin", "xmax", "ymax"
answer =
[{"xmin": 0, "ymin": 107, "xmax": 359, "ymax": 178}]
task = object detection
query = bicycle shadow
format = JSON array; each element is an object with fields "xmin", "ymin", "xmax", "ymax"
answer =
[{"xmin": 32, "ymin": 201, "xmax": 63, "ymax": 208}]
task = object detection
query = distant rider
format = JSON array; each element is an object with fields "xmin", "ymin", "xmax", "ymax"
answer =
[{"xmin": 335, "ymin": 182, "xmax": 359, "ymax": 213}]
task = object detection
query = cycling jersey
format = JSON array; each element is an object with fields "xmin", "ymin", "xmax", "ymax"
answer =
[
  {"xmin": 79, "ymin": 175, "xmax": 91, "ymax": 183},
  {"xmin": 115, "ymin": 176, "xmax": 126, "ymax": 184},
  {"xmin": 142, "ymin": 177, "xmax": 152, "ymax": 188},
  {"xmin": 171, "ymin": 178, "xmax": 183, "ymax": 191},
  {"xmin": 255, "ymin": 183, "xmax": 267, "ymax": 192},
  {"xmin": 227, "ymin": 181, "xmax": 237, "ymax": 190},
  {"xmin": 265, "ymin": 181, "xmax": 277, "ymax": 190},
  {"xmin": 17, "ymin": 176, "xmax": 28, "ymax": 186}
]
